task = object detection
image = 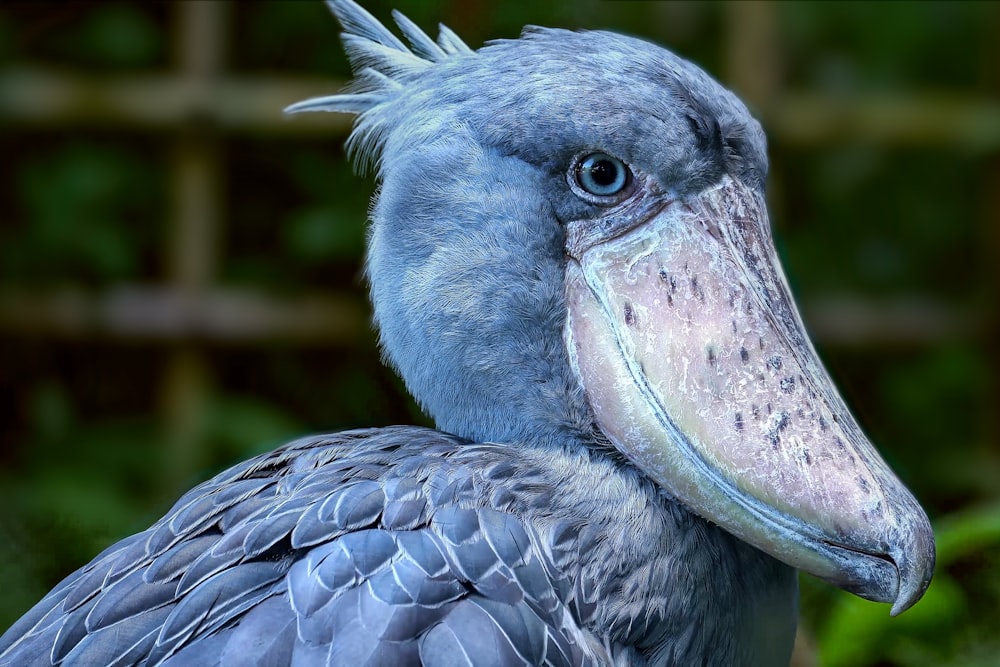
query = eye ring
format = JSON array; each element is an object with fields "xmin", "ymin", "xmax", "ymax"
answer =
[{"xmin": 569, "ymin": 151, "xmax": 633, "ymax": 203}]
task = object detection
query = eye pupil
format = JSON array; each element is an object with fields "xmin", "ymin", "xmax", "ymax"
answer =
[
  {"xmin": 575, "ymin": 152, "xmax": 630, "ymax": 198},
  {"xmin": 590, "ymin": 159, "xmax": 617, "ymax": 186}
]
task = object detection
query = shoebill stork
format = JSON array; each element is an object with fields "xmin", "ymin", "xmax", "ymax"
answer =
[{"xmin": 0, "ymin": 1, "xmax": 934, "ymax": 665}]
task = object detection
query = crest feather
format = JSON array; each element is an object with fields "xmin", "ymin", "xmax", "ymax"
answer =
[
  {"xmin": 437, "ymin": 24, "xmax": 475, "ymax": 55},
  {"xmin": 284, "ymin": 0, "xmax": 474, "ymax": 173},
  {"xmin": 391, "ymin": 10, "xmax": 448, "ymax": 61},
  {"xmin": 330, "ymin": 0, "xmax": 408, "ymax": 53}
]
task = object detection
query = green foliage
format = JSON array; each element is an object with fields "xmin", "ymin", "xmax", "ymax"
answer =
[
  {"xmin": 878, "ymin": 345, "xmax": 995, "ymax": 498},
  {"xmin": 2, "ymin": 3, "xmax": 163, "ymax": 68},
  {"xmin": 0, "ymin": 412, "xmax": 165, "ymax": 626},
  {"xmin": 0, "ymin": 14, "xmax": 12, "ymax": 61},
  {"xmin": 810, "ymin": 503, "xmax": 1000, "ymax": 667},
  {"xmin": 238, "ymin": 1, "xmax": 351, "ymax": 74},
  {"xmin": 283, "ymin": 152, "xmax": 368, "ymax": 264},
  {"xmin": 69, "ymin": 3, "xmax": 161, "ymax": 68},
  {"xmin": 782, "ymin": 1, "xmax": 985, "ymax": 90},
  {"xmin": 204, "ymin": 394, "xmax": 302, "ymax": 466},
  {"xmin": 781, "ymin": 147, "xmax": 978, "ymax": 298},
  {"xmin": 2, "ymin": 143, "xmax": 160, "ymax": 284}
]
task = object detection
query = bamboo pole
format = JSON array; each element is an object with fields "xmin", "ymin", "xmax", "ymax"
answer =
[{"xmin": 159, "ymin": 1, "xmax": 229, "ymax": 496}]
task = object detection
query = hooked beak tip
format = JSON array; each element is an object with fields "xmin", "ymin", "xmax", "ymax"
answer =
[{"xmin": 889, "ymin": 522, "xmax": 936, "ymax": 616}]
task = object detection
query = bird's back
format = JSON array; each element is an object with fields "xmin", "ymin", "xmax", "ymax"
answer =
[{"xmin": 0, "ymin": 427, "xmax": 613, "ymax": 666}]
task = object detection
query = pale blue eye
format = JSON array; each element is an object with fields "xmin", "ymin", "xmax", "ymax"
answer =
[{"xmin": 576, "ymin": 152, "xmax": 629, "ymax": 196}]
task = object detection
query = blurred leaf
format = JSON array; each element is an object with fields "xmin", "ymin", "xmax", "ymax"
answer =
[
  {"xmin": 72, "ymin": 4, "xmax": 160, "ymax": 67},
  {"xmin": 935, "ymin": 502, "xmax": 1000, "ymax": 566},
  {"xmin": 239, "ymin": 0, "xmax": 349, "ymax": 73},
  {"xmin": 281, "ymin": 151, "xmax": 368, "ymax": 264},
  {"xmin": 205, "ymin": 394, "xmax": 302, "ymax": 462},
  {"xmin": 285, "ymin": 205, "xmax": 365, "ymax": 263},
  {"xmin": 0, "ymin": 13, "xmax": 13, "ymax": 61},
  {"xmin": 817, "ymin": 574, "xmax": 965, "ymax": 667},
  {"xmin": 16, "ymin": 469, "xmax": 143, "ymax": 551},
  {"xmin": 26, "ymin": 381, "xmax": 75, "ymax": 442},
  {"xmin": 815, "ymin": 504, "xmax": 1000, "ymax": 666},
  {"xmin": 289, "ymin": 151, "xmax": 361, "ymax": 199},
  {"xmin": 5, "ymin": 143, "xmax": 158, "ymax": 283},
  {"xmin": 782, "ymin": 2, "xmax": 984, "ymax": 90},
  {"xmin": 878, "ymin": 346, "xmax": 991, "ymax": 496}
]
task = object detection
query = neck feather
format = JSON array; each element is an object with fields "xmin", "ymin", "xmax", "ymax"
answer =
[{"xmin": 367, "ymin": 132, "xmax": 592, "ymax": 445}]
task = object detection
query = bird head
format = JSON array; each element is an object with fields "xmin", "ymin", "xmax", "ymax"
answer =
[{"xmin": 288, "ymin": 0, "xmax": 935, "ymax": 616}]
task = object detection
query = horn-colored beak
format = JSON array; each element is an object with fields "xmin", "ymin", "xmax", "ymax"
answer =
[{"xmin": 565, "ymin": 176, "xmax": 934, "ymax": 614}]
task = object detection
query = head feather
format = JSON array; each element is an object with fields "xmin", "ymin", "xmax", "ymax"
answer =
[{"xmin": 285, "ymin": 0, "xmax": 474, "ymax": 173}]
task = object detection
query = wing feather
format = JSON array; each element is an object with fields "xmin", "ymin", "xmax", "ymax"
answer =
[{"xmin": 1, "ymin": 428, "xmax": 603, "ymax": 665}]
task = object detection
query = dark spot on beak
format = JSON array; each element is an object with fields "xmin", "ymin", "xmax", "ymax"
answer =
[
  {"xmin": 818, "ymin": 416, "xmax": 828, "ymax": 432},
  {"xmin": 734, "ymin": 412, "xmax": 744, "ymax": 431},
  {"xmin": 658, "ymin": 269, "xmax": 677, "ymax": 296},
  {"xmin": 856, "ymin": 476, "xmax": 870, "ymax": 493},
  {"xmin": 780, "ymin": 377, "xmax": 795, "ymax": 394},
  {"xmin": 767, "ymin": 355, "xmax": 783, "ymax": 372},
  {"xmin": 803, "ymin": 449, "xmax": 812, "ymax": 465},
  {"xmin": 767, "ymin": 411, "xmax": 791, "ymax": 449},
  {"xmin": 623, "ymin": 301, "xmax": 636, "ymax": 327},
  {"xmin": 706, "ymin": 346, "xmax": 717, "ymax": 366},
  {"xmin": 739, "ymin": 347, "xmax": 749, "ymax": 363},
  {"xmin": 659, "ymin": 270, "xmax": 678, "ymax": 295},
  {"xmin": 691, "ymin": 276, "xmax": 705, "ymax": 302}
]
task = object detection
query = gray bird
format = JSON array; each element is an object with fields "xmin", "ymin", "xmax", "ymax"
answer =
[{"xmin": 0, "ymin": 1, "xmax": 934, "ymax": 665}]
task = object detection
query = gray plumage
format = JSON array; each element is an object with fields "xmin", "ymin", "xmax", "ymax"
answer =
[
  {"xmin": 0, "ymin": 0, "xmax": 934, "ymax": 665},
  {"xmin": 0, "ymin": 428, "xmax": 792, "ymax": 665}
]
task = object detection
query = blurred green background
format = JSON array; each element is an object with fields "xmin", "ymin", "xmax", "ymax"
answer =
[{"xmin": 0, "ymin": 1, "xmax": 997, "ymax": 665}]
